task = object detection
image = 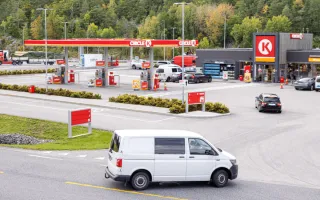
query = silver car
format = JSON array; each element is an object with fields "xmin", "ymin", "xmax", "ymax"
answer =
[{"xmin": 294, "ymin": 77, "xmax": 315, "ymax": 90}]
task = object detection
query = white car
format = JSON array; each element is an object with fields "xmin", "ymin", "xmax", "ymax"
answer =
[
  {"xmin": 105, "ymin": 129, "xmax": 238, "ymax": 190},
  {"xmin": 131, "ymin": 59, "xmax": 147, "ymax": 70}
]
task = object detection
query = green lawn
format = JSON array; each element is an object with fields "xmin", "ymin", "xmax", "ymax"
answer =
[{"xmin": 0, "ymin": 114, "xmax": 112, "ymax": 150}]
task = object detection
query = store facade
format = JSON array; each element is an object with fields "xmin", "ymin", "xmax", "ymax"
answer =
[{"xmin": 196, "ymin": 33, "xmax": 320, "ymax": 82}]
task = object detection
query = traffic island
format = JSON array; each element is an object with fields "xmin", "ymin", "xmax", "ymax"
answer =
[
  {"xmin": 109, "ymin": 94, "xmax": 230, "ymax": 115},
  {"xmin": 0, "ymin": 114, "xmax": 112, "ymax": 150},
  {"xmin": 0, "ymin": 69, "xmax": 55, "ymax": 75}
]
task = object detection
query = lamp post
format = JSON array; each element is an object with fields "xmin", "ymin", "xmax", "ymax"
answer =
[
  {"xmin": 223, "ymin": 13, "xmax": 226, "ymax": 49},
  {"xmin": 22, "ymin": 26, "xmax": 25, "ymax": 51},
  {"xmin": 61, "ymin": 22, "xmax": 69, "ymax": 39},
  {"xmin": 37, "ymin": 8, "xmax": 53, "ymax": 92},
  {"xmin": 163, "ymin": 20, "xmax": 166, "ymax": 61},
  {"xmin": 174, "ymin": 2, "xmax": 189, "ymax": 103},
  {"xmin": 172, "ymin": 27, "xmax": 176, "ymax": 59}
]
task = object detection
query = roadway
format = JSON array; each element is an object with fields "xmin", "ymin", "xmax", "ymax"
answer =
[{"xmin": 1, "ymin": 81, "xmax": 320, "ymax": 199}]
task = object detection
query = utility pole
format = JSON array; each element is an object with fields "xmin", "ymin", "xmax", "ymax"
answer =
[
  {"xmin": 163, "ymin": 20, "xmax": 166, "ymax": 61},
  {"xmin": 61, "ymin": 22, "xmax": 69, "ymax": 39},
  {"xmin": 223, "ymin": 13, "xmax": 227, "ymax": 49},
  {"xmin": 22, "ymin": 26, "xmax": 25, "ymax": 51},
  {"xmin": 174, "ymin": 2, "xmax": 189, "ymax": 103},
  {"xmin": 172, "ymin": 27, "xmax": 176, "ymax": 59},
  {"xmin": 37, "ymin": 8, "xmax": 53, "ymax": 93}
]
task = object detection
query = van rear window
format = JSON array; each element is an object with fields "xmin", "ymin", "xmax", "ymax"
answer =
[
  {"xmin": 155, "ymin": 138, "xmax": 185, "ymax": 154},
  {"xmin": 110, "ymin": 134, "xmax": 121, "ymax": 153}
]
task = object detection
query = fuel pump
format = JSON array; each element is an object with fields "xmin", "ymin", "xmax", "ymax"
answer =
[
  {"xmin": 53, "ymin": 66, "xmax": 66, "ymax": 84},
  {"xmin": 95, "ymin": 68, "xmax": 105, "ymax": 87},
  {"xmin": 140, "ymin": 70, "xmax": 149, "ymax": 90},
  {"xmin": 154, "ymin": 74, "xmax": 160, "ymax": 90}
]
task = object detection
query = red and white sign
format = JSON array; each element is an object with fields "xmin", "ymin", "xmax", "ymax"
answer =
[
  {"xmin": 129, "ymin": 40, "xmax": 152, "ymax": 47},
  {"xmin": 255, "ymin": 35, "xmax": 276, "ymax": 62},
  {"xmin": 96, "ymin": 60, "xmax": 105, "ymax": 67},
  {"xmin": 290, "ymin": 33, "xmax": 303, "ymax": 40},
  {"xmin": 53, "ymin": 76, "xmax": 61, "ymax": 84},
  {"xmin": 179, "ymin": 40, "xmax": 197, "ymax": 47},
  {"xmin": 142, "ymin": 62, "xmax": 151, "ymax": 68},
  {"xmin": 57, "ymin": 60, "xmax": 65, "ymax": 65},
  {"xmin": 71, "ymin": 109, "xmax": 91, "ymax": 126},
  {"xmin": 188, "ymin": 92, "xmax": 205, "ymax": 105}
]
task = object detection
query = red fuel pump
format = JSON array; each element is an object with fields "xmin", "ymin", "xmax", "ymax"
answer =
[
  {"xmin": 69, "ymin": 70, "xmax": 75, "ymax": 83},
  {"xmin": 154, "ymin": 74, "xmax": 160, "ymax": 89},
  {"xmin": 109, "ymin": 72, "xmax": 117, "ymax": 86}
]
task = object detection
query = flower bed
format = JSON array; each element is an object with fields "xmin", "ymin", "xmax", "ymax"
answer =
[
  {"xmin": 109, "ymin": 94, "xmax": 229, "ymax": 114},
  {"xmin": 0, "ymin": 83, "xmax": 101, "ymax": 99},
  {"xmin": 0, "ymin": 69, "xmax": 55, "ymax": 76}
]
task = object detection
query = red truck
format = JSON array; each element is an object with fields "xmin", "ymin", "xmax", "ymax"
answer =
[{"xmin": 172, "ymin": 55, "xmax": 196, "ymax": 67}]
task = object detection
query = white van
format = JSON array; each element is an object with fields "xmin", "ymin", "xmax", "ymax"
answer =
[
  {"xmin": 155, "ymin": 64, "xmax": 182, "ymax": 82},
  {"xmin": 105, "ymin": 130, "xmax": 238, "ymax": 190},
  {"xmin": 315, "ymin": 76, "xmax": 320, "ymax": 92}
]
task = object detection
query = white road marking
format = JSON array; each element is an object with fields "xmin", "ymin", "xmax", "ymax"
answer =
[
  {"xmin": 28, "ymin": 154, "xmax": 63, "ymax": 160},
  {"xmin": 95, "ymin": 157, "xmax": 105, "ymax": 160},
  {"xmin": 77, "ymin": 155, "xmax": 87, "ymax": 158},
  {"xmin": 42, "ymin": 151, "xmax": 52, "ymax": 154},
  {"xmin": 58, "ymin": 153, "xmax": 69, "ymax": 156},
  {"xmin": 100, "ymin": 164, "xmax": 108, "ymax": 167},
  {"xmin": 0, "ymin": 100, "xmax": 66, "ymax": 111}
]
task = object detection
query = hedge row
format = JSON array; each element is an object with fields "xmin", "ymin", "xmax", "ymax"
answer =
[
  {"xmin": 0, "ymin": 83, "xmax": 102, "ymax": 99},
  {"xmin": 109, "ymin": 94, "xmax": 229, "ymax": 114},
  {"xmin": 0, "ymin": 69, "xmax": 55, "ymax": 76}
]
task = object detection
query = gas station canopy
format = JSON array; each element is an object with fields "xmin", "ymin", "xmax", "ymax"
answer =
[{"xmin": 24, "ymin": 39, "xmax": 198, "ymax": 48}]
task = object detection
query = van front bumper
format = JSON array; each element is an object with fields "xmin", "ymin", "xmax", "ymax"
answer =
[
  {"xmin": 230, "ymin": 164, "xmax": 238, "ymax": 180},
  {"xmin": 105, "ymin": 167, "xmax": 130, "ymax": 182}
]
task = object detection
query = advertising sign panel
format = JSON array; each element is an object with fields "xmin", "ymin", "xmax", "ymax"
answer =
[
  {"xmin": 255, "ymin": 35, "xmax": 276, "ymax": 62},
  {"xmin": 188, "ymin": 92, "xmax": 205, "ymax": 105}
]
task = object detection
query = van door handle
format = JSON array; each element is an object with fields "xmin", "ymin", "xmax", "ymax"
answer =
[
  {"xmin": 189, "ymin": 156, "xmax": 195, "ymax": 158},
  {"xmin": 179, "ymin": 156, "xmax": 185, "ymax": 158}
]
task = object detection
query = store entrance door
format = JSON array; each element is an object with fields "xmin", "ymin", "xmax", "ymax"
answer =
[{"xmin": 257, "ymin": 65, "xmax": 275, "ymax": 82}]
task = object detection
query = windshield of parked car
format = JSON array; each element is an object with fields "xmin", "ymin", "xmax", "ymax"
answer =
[
  {"xmin": 264, "ymin": 97, "xmax": 280, "ymax": 102},
  {"xmin": 299, "ymin": 78, "xmax": 310, "ymax": 82},
  {"xmin": 317, "ymin": 77, "xmax": 320, "ymax": 82}
]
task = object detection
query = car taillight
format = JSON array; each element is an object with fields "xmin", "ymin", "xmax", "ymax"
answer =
[
  {"xmin": 191, "ymin": 75, "xmax": 195, "ymax": 78},
  {"xmin": 277, "ymin": 103, "xmax": 281, "ymax": 106},
  {"xmin": 116, "ymin": 159, "xmax": 122, "ymax": 168},
  {"xmin": 261, "ymin": 102, "xmax": 267, "ymax": 106}
]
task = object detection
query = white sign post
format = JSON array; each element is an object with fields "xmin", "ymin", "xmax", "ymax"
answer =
[{"xmin": 223, "ymin": 71, "xmax": 228, "ymax": 81}]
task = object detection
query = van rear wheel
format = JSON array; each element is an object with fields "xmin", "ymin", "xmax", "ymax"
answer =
[
  {"xmin": 212, "ymin": 170, "xmax": 229, "ymax": 188},
  {"xmin": 131, "ymin": 172, "xmax": 150, "ymax": 191}
]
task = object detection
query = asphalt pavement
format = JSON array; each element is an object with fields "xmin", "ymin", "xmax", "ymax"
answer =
[{"xmin": 1, "ymin": 81, "xmax": 320, "ymax": 199}]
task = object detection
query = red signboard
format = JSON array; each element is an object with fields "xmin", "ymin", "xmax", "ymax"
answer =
[
  {"xmin": 96, "ymin": 60, "xmax": 105, "ymax": 67},
  {"xmin": 96, "ymin": 79, "xmax": 103, "ymax": 87},
  {"xmin": 53, "ymin": 76, "xmax": 61, "ymax": 84},
  {"xmin": 244, "ymin": 65, "xmax": 251, "ymax": 73},
  {"xmin": 290, "ymin": 33, "xmax": 303, "ymax": 40},
  {"xmin": 255, "ymin": 35, "xmax": 276, "ymax": 62},
  {"xmin": 57, "ymin": 60, "xmax": 65, "ymax": 65},
  {"xmin": 141, "ymin": 81, "xmax": 148, "ymax": 90},
  {"xmin": 71, "ymin": 109, "xmax": 91, "ymax": 126},
  {"xmin": 142, "ymin": 62, "xmax": 151, "ymax": 69},
  {"xmin": 188, "ymin": 92, "xmax": 205, "ymax": 105}
]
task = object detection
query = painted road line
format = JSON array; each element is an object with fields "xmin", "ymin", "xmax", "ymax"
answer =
[
  {"xmin": 77, "ymin": 155, "xmax": 87, "ymax": 158},
  {"xmin": 58, "ymin": 153, "xmax": 69, "ymax": 156},
  {"xmin": 65, "ymin": 182, "xmax": 188, "ymax": 200},
  {"xmin": 94, "ymin": 157, "xmax": 105, "ymax": 160},
  {"xmin": 28, "ymin": 154, "xmax": 63, "ymax": 160},
  {"xmin": 42, "ymin": 151, "xmax": 52, "ymax": 154}
]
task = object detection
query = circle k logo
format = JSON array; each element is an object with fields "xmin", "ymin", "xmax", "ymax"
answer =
[{"xmin": 258, "ymin": 39, "xmax": 272, "ymax": 55}]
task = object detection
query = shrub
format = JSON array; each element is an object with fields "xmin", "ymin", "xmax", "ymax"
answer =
[
  {"xmin": 0, "ymin": 68, "xmax": 55, "ymax": 76},
  {"xmin": 211, "ymin": 102, "xmax": 230, "ymax": 114},
  {"xmin": 169, "ymin": 104, "xmax": 185, "ymax": 113}
]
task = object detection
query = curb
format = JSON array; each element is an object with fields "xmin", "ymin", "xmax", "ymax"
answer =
[{"xmin": 0, "ymin": 92, "xmax": 231, "ymax": 119}]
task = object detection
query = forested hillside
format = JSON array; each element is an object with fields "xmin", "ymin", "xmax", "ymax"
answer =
[{"xmin": 1, "ymin": 0, "xmax": 320, "ymax": 55}]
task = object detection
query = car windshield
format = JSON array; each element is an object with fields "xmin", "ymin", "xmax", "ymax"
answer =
[
  {"xmin": 264, "ymin": 97, "xmax": 280, "ymax": 102},
  {"xmin": 299, "ymin": 78, "xmax": 310, "ymax": 82},
  {"xmin": 317, "ymin": 78, "xmax": 320, "ymax": 82}
]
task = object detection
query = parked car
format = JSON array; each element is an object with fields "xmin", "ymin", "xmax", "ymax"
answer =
[
  {"xmin": 255, "ymin": 93, "xmax": 282, "ymax": 113},
  {"xmin": 155, "ymin": 64, "xmax": 182, "ymax": 82},
  {"xmin": 315, "ymin": 76, "xmax": 320, "ymax": 92},
  {"xmin": 105, "ymin": 129, "xmax": 238, "ymax": 190},
  {"xmin": 186, "ymin": 72, "xmax": 212, "ymax": 83},
  {"xmin": 131, "ymin": 59, "xmax": 148, "ymax": 70},
  {"xmin": 294, "ymin": 77, "xmax": 315, "ymax": 90}
]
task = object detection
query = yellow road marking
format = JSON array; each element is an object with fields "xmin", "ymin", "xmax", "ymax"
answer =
[{"xmin": 65, "ymin": 181, "xmax": 188, "ymax": 200}]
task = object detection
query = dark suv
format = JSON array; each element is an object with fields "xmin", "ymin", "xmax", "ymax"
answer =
[{"xmin": 255, "ymin": 93, "xmax": 282, "ymax": 113}]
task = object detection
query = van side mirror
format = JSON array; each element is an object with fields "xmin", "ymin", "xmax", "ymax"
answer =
[{"xmin": 205, "ymin": 150, "xmax": 214, "ymax": 155}]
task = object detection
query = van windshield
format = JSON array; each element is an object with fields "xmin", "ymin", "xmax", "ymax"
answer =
[
  {"xmin": 110, "ymin": 134, "xmax": 121, "ymax": 153},
  {"xmin": 317, "ymin": 78, "xmax": 320, "ymax": 83}
]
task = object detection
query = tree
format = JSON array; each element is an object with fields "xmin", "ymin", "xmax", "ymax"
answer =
[
  {"xmin": 137, "ymin": 15, "xmax": 160, "ymax": 39},
  {"xmin": 30, "ymin": 15, "xmax": 43, "ymax": 39},
  {"xmin": 99, "ymin": 27, "xmax": 117, "ymax": 38},
  {"xmin": 231, "ymin": 16, "xmax": 262, "ymax": 48},
  {"xmin": 47, "ymin": 11, "xmax": 64, "ymax": 39},
  {"xmin": 265, "ymin": 15, "xmax": 292, "ymax": 33},
  {"xmin": 87, "ymin": 23, "xmax": 98, "ymax": 38},
  {"xmin": 198, "ymin": 37, "xmax": 210, "ymax": 49}
]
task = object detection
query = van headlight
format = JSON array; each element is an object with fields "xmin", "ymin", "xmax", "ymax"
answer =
[{"xmin": 230, "ymin": 159, "xmax": 237, "ymax": 165}]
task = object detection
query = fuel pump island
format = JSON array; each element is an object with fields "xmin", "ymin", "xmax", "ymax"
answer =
[{"xmin": 24, "ymin": 39, "xmax": 198, "ymax": 89}]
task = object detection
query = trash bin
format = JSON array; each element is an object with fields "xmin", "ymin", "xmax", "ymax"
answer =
[
  {"xmin": 28, "ymin": 85, "xmax": 35, "ymax": 93},
  {"xmin": 239, "ymin": 75, "xmax": 243, "ymax": 81}
]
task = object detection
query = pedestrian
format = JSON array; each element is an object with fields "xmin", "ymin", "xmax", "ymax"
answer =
[{"xmin": 290, "ymin": 71, "xmax": 294, "ymax": 84}]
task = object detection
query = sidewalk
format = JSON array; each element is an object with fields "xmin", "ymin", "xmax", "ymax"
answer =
[{"xmin": 0, "ymin": 90, "xmax": 230, "ymax": 119}]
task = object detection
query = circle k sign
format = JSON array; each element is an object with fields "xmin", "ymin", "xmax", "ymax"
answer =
[{"xmin": 255, "ymin": 35, "xmax": 276, "ymax": 58}]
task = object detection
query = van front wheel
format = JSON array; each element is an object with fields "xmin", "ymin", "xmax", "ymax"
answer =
[
  {"xmin": 212, "ymin": 170, "xmax": 229, "ymax": 188},
  {"xmin": 131, "ymin": 172, "xmax": 150, "ymax": 191}
]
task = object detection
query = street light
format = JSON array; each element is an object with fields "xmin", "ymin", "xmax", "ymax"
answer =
[
  {"xmin": 174, "ymin": 2, "xmax": 189, "ymax": 103},
  {"xmin": 85, "ymin": 23, "xmax": 89, "ymax": 54},
  {"xmin": 37, "ymin": 8, "xmax": 53, "ymax": 93},
  {"xmin": 61, "ymin": 22, "xmax": 69, "ymax": 39},
  {"xmin": 163, "ymin": 20, "xmax": 166, "ymax": 61},
  {"xmin": 171, "ymin": 27, "xmax": 176, "ymax": 59},
  {"xmin": 223, "ymin": 13, "xmax": 227, "ymax": 49}
]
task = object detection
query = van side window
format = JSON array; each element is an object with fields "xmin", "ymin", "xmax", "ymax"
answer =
[
  {"xmin": 172, "ymin": 68, "xmax": 178, "ymax": 73},
  {"xmin": 156, "ymin": 68, "xmax": 164, "ymax": 73},
  {"xmin": 155, "ymin": 138, "xmax": 185, "ymax": 154},
  {"xmin": 110, "ymin": 134, "xmax": 121, "ymax": 152},
  {"xmin": 188, "ymin": 138, "xmax": 217, "ymax": 155},
  {"xmin": 177, "ymin": 68, "xmax": 182, "ymax": 72}
]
